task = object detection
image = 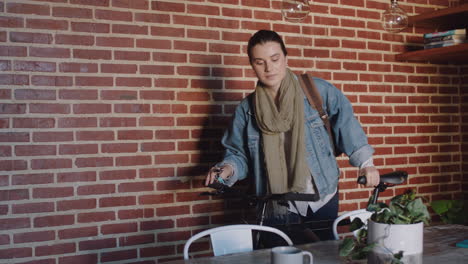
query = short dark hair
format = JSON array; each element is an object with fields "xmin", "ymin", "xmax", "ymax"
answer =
[{"xmin": 247, "ymin": 30, "xmax": 288, "ymax": 62}]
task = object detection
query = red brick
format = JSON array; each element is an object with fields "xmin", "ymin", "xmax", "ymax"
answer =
[
  {"xmin": 101, "ymin": 64, "xmax": 137, "ymax": 73},
  {"xmin": 114, "ymin": 50, "xmax": 150, "ymax": 61},
  {"xmin": 10, "ymin": 32, "xmax": 53, "ymax": 44},
  {"xmin": 0, "ymin": 234, "xmax": 9, "ymax": 245},
  {"xmin": 95, "ymin": 9, "xmax": 132, "ymax": 21},
  {"xmin": 59, "ymin": 89, "xmax": 98, "ymax": 100},
  {"xmin": 0, "ymin": 247, "xmax": 32, "ymax": 259},
  {"xmin": 0, "ymin": 103, "xmax": 26, "ymax": 114},
  {"xmin": 77, "ymin": 211, "xmax": 115, "ymax": 223},
  {"xmin": 7, "ymin": 3, "xmax": 50, "ymax": 15},
  {"xmin": 118, "ymin": 208, "xmax": 154, "ymax": 220},
  {"xmin": 156, "ymin": 205, "xmax": 190, "ymax": 217},
  {"xmin": 58, "ymin": 117, "xmax": 97, "ymax": 128},
  {"xmin": 31, "ymin": 158, "xmax": 72, "ymax": 170},
  {"xmin": 100, "ymin": 169, "xmax": 136, "ymax": 180},
  {"xmin": 0, "ymin": 160, "xmax": 27, "ymax": 171},
  {"xmin": 222, "ymin": 7, "xmax": 252, "ymax": 18},
  {"xmin": 156, "ymin": 180, "xmax": 191, "ymax": 191},
  {"xmin": 15, "ymin": 145, "xmax": 56, "ymax": 156},
  {"xmin": 53, "ymin": 6, "xmax": 93, "ymax": 18},
  {"xmin": 139, "ymin": 168, "xmax": 174, "ymax": 178},
  {"xmin": 33, "ymin": 187, "xmax": 74, "ymax": 198},
  {"xmin": 0, "ymin": 74, "xmax": 29, "ymax": 85},
  {"xmin": 173, "ymin": 15, "xmax": 206, "ymax": 27},
  {"xmin": 33, "ymin": 131, "xmax": 73, "ymax": 142},
  {"xmin": 139, "ymin": 194, "xmax": 174, "ymax": 205},
  {"xmin": 119, "ymin": 234, "xmax": 154, "ymax": 247},
  {"xmin": 1, "ymin": 187, "xmax": 28, "ymax": 201},
  {"xmin": 154, "ymin": 52, "xmax": 186, "ymax": 63},
  {"xmin": 101, "ymin": 249, "xmax": 137, "ymax": 262},
  {"xmin": 101, "ymin": 223, "xmax": 138, "ymax": 235},
  {"xmin": 100, "ymin": 117, "xmax": 137, "ymax": 127},
  {"xmin": 118, "ymin": 181, "xmax": 153, "ymax": 192},
  {"xmin": 73, "ymin": 49, "xmax": 111, "ymax": 60},
  {"xmin": 76, "ymin": 76, "xmax": 113, "ymax": 87},
  {"xmin": 77, "ymin": 184, "xmax": 115, "ymax": 195},
  {"xmin": 116, "ymin": 77, "xmax": 152, "ymax": 87},
  {"xmin": 58, "ymin": 226, "xmax": 98, "ymax": 239},
  {"xmin": 102, "ymin": 143, "xmax": 138, "ymax": 153},
  {"xmin": 113, "ymin": 0, "xmax": 149, "ymax": 10},
  {"xmin": 135, "ymin": 13, "xmax": 170, "ymax": 23},
  {"xmin": 36, "ymin": 242, "xmax": 75, "ymax": 257},
  {"xmin": 176, "ymin": 192, "xmax": 209, "ymax": 203},
  {"xmin": 77, "ymin": 131, "xmax": 113, "ymax": 142},
  {"xmin": 79, "ymin": 238, "xmax": 116, "ymax": 250},
  {"xmin": 34, "ymin": 215, "xmax": 74, "ymax": 228},
  {"xmin": 117, "ymin": 156, "xmax": 152, "ymax": 167},
  {"xmin": 59, "ymin": 254, "xmax": 98, "ymax": 264},
  {"xmin": 99, "ymin": 196, "xmax": 136, "ymax": 207},
  {"xmin": 113, "ymin": 24, "xmax": 148, "ymax": 35},
  {"xmin": 12, "ymin": 173, "xmax": 54, "ymax": 185},
  {"xmin": 140, "ymin": 219, "xmax": 174, "ymax": 231},
  {"xmin": 0, "ymin": 16, "xmax": 24, "ymax": 28},
  {"xmin": 57, "ymin": 199, "xmax": 97, "ymax": 211},
  {"xmin": 176, "ymin": 216, "xmax": 209, "ymax": 228},
  {"xmin": 0, "ymin": 217, "xmax": 30, "ymax": 230},
  {"xmin": 71, "ymin": 22, "xmax": 110, "ymax": 33},
  {"xmin": 117, "ymin": 130, "xmax": 152, "ymax": 140},
  {"xmin": 14, "ymin": 231, "xmax": 55, "ymax": 243},
  {"xmin": 0, "ymin": 132, "xmax": 29, "ymax": 142},
  {"xmin": 26, "ymin": 18, "xmax": 68, "ymax": 30},
  {"xmin": 158, "ymin": 230, "xmax": 191, "ymax": 242}
]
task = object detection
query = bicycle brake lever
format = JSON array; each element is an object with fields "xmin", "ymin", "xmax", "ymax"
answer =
[{"xmin": 207, "ymin": 181, "xmax": 226, "ymax": 193}]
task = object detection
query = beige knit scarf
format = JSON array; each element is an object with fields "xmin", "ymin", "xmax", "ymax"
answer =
[{"xmin": 254, "ymin": 68, "xmax": 310, "ymax": 196}]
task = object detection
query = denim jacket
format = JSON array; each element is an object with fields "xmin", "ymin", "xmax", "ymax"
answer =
[{"xmin": 218, "ymin": 77, "xmax": 374, "ymax": 199}]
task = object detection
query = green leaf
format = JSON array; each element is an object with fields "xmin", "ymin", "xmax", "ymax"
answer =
[
  {"xmin": 430, "ymin": 200, "xmax": 451, "ymax": 215},
  {"xmin": 339, "ymin": 237, "xmax": 356, "ymax": 257},
  {"xmin": 407, "ymin": 198, "xmax": 430, "ymax": 224},
  {"xmin": 349, "ymin": 218, "xmax": 364, "ymax": 232}
]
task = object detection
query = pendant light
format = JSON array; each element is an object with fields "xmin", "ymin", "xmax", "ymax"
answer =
[
  {"xmin": 281, "ymin": 0, "xmax": 310, "ymax": 22},
  {"xmin": 382, "ymin": 0, "xmax": 408, "ymax": 33}
]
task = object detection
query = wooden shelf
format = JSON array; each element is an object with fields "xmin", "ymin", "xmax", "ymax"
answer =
[
  {"xmin": 408, "ymin": 4, "xmax": 468, "ymax": 29},
  {"xmin": 396, "ymin": 4, "xmax": 468, "ymax": 64},
  {"xmin": 395, "ymin": 43, "xmax": 468, "ymax": 64}
]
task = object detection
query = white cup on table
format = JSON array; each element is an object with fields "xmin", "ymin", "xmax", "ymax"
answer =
[{"xmin": 271, "ymin": 246, "xmax": 313, "ymax": 264}]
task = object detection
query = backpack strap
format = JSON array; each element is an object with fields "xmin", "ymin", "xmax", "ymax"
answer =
[{"xmin": 298, "ymin": 74, "xmax": 339, "ymax": 156}]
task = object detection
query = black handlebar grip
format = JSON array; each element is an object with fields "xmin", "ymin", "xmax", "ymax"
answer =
[
  {"xmin": 207, "ymin": 181, "xmax": 225, "ymax": 191},
  {"xmin": 357, "ymin": 175, "xmax": 367, "ymax": 185},
  {"xmin": 356, "ymin": 170, "xmax": 408, "ymax": 185}
]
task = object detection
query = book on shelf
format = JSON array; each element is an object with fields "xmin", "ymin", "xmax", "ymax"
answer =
[
  {"xmin": 423, "ymin": 28, "xmax": 466, "ymax": 39},
  {"xmin": 424, "ymin": 34, "xmax": 466, "ymax": 44},
  {"xmin": 424, "ymin": 39, "xmax": 468, "ymax": 49}
]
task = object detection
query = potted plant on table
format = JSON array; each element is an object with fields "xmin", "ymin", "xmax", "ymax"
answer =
[{"xmin": 339, "ymin": 189, "xmax": 431, "ymax": 263}]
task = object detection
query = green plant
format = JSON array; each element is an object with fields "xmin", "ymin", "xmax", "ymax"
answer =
[
  {"xmin": 430, "ymin": 200, "xmax": 468, "ymax": 225},
  {"xmin": 339, "ymin": 189, "xmax": 430, "ymax": 262},
  {"xmin": 368, "ymin": 189, "xmax": 430, "ymax": 225}
]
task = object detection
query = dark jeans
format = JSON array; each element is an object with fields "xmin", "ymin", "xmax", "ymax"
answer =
[{"xmin": 259, "ymin": 191, "xmax": 339, "ymax": 247}]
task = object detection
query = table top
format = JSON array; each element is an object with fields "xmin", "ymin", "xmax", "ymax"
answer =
[{"xmin": 165, "ymin": 224, "xmax": 468, "ymax": 264}]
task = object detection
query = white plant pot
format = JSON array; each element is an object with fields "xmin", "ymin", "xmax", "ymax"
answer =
[{"xmin": 367, "ymin": 219, "xmax": 423, "ymax": 263}]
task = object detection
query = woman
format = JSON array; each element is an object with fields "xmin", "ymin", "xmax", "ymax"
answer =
[{"xmin": 205, "ymin": 30, "xmax": 379, "ymax": 242}]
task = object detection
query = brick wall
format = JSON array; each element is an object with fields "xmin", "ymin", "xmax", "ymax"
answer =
[
  {"xmin": 0, "ymin": 0, "xmax": 466, "ymax": 263},
  {"xmin": 462, "ymin": 66, "xmax": 468, "ymax": 200}
]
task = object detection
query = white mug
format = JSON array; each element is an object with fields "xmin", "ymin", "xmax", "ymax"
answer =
[{"xmin": 271, "ymin": 246, "xmax": 313, "ymax": 264}]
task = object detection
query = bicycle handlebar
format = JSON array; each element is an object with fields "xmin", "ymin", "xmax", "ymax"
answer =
[
  {"xmin": 205, "ymin": 182, "xmax": 320, "ymax": 202},
  {"xmin": 206, "ymin": 170, "xmax": 408, "ymax": 204},
  {"xmin": 357, "ymin": 170, "xmax": 408, "ymax": 185}
]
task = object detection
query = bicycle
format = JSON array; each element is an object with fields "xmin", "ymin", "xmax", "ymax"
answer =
[{"xmin": 202, "ymin": 170, "xmax": 408, "ymax": 247}]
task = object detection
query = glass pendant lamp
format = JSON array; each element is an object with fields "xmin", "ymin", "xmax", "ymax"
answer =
[
  {"xmin": 382, "ymin": 0, "xmax": 408, "ymax": 33},
  {"xmin": 281, "ymin": 0, "xmax": 310, "ymax": 22}
]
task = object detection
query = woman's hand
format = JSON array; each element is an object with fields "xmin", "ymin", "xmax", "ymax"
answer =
[
  {"xmin": 359, "ymin": 166, "xmax": 380, "ymax": 187},
  {"xmin": 205, "ymin": 165, "xmax": 233, "ymax": 186}
]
